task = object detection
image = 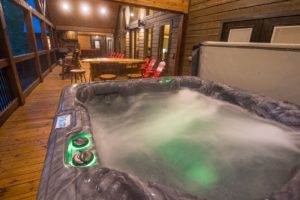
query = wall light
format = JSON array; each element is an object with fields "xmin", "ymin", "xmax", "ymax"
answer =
[
  {"xmin": 99, "ymin": 7, "xmax": 107, "ymax": 15},
  {"xmin": 80, "ymin": 2, "xmax": 91, "ymax": 16},
  {"xmin": 130, "ymin": 13, "xmax": 134, "ymax": 17},
  {"xmin": 61, "ymin": 1, "xmax": 71, "ymax": 12}
]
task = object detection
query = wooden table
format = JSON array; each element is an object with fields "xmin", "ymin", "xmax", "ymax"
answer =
[
  {"xmin": 82, "ymin": 58, "xmax": 144, "ymax": 65},
  {"xmin": 82, "ymin": 58, "xmax": 145, "ymax": 81}
]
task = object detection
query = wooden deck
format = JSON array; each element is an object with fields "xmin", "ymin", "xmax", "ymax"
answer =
[
  {"xmin": 0, "ymin": 62, "xmax": 135, "ymax": 199},
  {"xmin": 0, "ymin": 66, "xmax": 71, "ymax": 200}
]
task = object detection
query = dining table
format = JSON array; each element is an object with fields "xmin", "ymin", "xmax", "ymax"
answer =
[{"xmin": 82, "ymin": 58, "xmax": 145, "ymax": 81}]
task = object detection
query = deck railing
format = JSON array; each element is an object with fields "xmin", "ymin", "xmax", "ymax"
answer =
[
  {"xmin": 0, "ymin": 0, "xmax": 58, "ymax": 125},
  {"xmin": 40, "ymin": 54, "xmax": 50, "ymax": 73},
  {"xmin": 0, "ymin": 67, "xmax": 13, "ymax": 112}
]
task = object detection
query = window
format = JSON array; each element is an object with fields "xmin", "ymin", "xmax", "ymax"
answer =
[
  {"xmin": 144, "ymin": 28, "xmax": 152, "ymax": 58},
  {"xmin": 40, "ymin": 0, "xmax": 46, "ymax": 13},
  {"xmin": 221, "ymin": 15, "xmax": 300, "ymax": 43},
  {"xmin": 94, "ymin": 41, "xmax": 100, "ymax": 49},
  {"xmin": 16, "ymin": 59, "xmax": 38, "ymax": 91},
  {"xmin": 146, "ymin": 9, "xmax": 153, "ymax": 16},
  {"xmin": 271, "ymin": 25, "xmax": 300, "ymax": 44},
  {"xmin": 91, "ymin": 36, "xmax": 102, "ymax": 49},
  {"xmin": 228, "ymin": 28, "xmax": 253, "ymax": 42},
  {"xmin": 25, "ymin": 0, "xmax": 37, "ymax": 10},
  {"xmin": 1, "ymin": 0, "xmax": 31, "ymax": 56},
  {"xmin": 46, "ymin": 26, "xmax": 53, "ymax": 49},
  {"xmin": 221, "ymin": 20, "xmax": 262, "ymax": 42},
  {"xmin": 32, "ymin": 16, "xmax": 44, "ymax": 51},
  {"xmin": 130, "ymin": 29, "xmax": 139, "ymax": 58},
  {"xmin": 107, "ymin": 37, "xmax": 113, "ymax": 53},
  {"xmin": 129, "ymin": 7, "xmax": 139, "ymax": 23},
  {"xmin": 159, "ymin": 24, "xmax": 170, "ymax": 61}
]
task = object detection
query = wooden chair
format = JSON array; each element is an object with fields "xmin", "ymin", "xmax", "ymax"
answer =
[
  {"xmin": 70, "ymin": 60, "xmax": 87, "ymax": 84},
  {"xmin": 62, "ymin": 50, "xmax": 80, "ymax": 80}
]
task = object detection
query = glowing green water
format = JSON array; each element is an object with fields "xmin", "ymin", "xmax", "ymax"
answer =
[
  {"xmin": 87, "ymin": 89, "xmax": 300, "ymax": 200},
  {"xmin": 156, "ymin": 139, "xmax": 218, "ymax": 188}
]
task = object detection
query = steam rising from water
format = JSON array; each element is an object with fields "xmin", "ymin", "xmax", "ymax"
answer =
[{"xmin": 87, "ymin": 89, "xmax": 300, "ymax": 200}]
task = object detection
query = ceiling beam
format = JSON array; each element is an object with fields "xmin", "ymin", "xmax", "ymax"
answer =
[
  {"xmin": 107, "ymin": 0, "xmax": 189, "ymax": 14},
  {"xmin": 56, "ymin": 26, "xmax": 115, "ymax": 34}
]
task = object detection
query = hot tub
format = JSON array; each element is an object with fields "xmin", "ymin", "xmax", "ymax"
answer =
[{"xmin": 37, "ymin": 77, "xmax": 300, "ymax": 200}]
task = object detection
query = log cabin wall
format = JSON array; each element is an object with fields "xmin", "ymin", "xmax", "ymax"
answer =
[
  {"xmin": 117, "ymin": 7, "xmax": 183, "ymax": 75},
  {"xmin": 182, "ymin": 0, "xmax": 300, "ymax": 75},
  {"xmin": 143, "ymin": 11, "xmax": 182, "ymax": 75}
]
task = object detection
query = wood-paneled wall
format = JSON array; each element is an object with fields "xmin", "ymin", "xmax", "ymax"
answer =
[
  {"xmin": 78, "ymin": 35, "xmax": 91, "ymax": 49},
  {"xmin": 181, "ymin": 0, "xmax": 300, "ymax": 75},
  {"xmin": 121, "ymin": 9, "xmax": 183, "ymax": 75}
]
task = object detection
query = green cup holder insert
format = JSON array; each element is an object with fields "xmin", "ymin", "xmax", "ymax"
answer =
[
  {"xmin": 66, "ymin": 132, "xmax": 97, "ymax": 167},
  {"xmin": 72, "ymin": 137, "xmax": 89, "ymax": 148},
  {"xmin": 72, "ymin": 151, "xmax": 95, "ymax": 166}
]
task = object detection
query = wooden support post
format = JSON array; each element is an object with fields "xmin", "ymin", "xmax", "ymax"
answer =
[
  {"xmin": 49, "ymin": 27, "xmax": 57, "ymax": 66},
  {"xmin": 176, "ymin": 14, "xmax": 188, "ymax": 76},
  {"xmin": 25, "ymin": 11, "xmax": 43, "ymax": 82},
  {"xmin": 0, "ymin": 2, "xmax": 25, "ymax": 105},
  {"xmin": 41, "ymin": 21, "xmax": 52, "ymax": 71}
]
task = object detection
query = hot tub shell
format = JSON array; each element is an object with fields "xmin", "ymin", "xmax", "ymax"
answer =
[{"xmin": 37, "ymin": 77, "xmax": 300, "ymax": 200}]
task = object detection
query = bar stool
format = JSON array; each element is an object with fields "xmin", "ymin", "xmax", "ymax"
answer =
[
  {"xmin": 127, "ymin": 73, "xmax": 142, "ymax": 79},
  {"xmin": 99, "ymin": 74, "xmax": 117, "ymax": 81},
  {"xmin": 70, "ymin": 69, "xmax": 87, "ymax": 83}
]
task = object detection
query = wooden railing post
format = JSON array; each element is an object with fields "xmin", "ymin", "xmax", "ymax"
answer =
[
  {"xmin": 41, "ymin": 21, "xmax": 52, "ymax": 71},
  {"xmin": 0, "ymin": 2, "xmax": 25, "ymax": 105},
  {"xmin": 25, "ymin": 11, "xmax": 43, "ymax": 82},
  {"xmin": 49, "ymin": 27, "xmax": 58, "ymax": 65}
]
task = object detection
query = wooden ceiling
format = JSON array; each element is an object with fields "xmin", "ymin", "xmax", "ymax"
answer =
[
  {"xmin": 46, "ymin": 0, "xmax": 120, "ymax": 33},
  {"xmin": 46, "ymin": 0, "xmax": 188, "ymax": 33},
  {"xmin": 108, "ymin": 0, "xmax": 189, "ymax": 13}
]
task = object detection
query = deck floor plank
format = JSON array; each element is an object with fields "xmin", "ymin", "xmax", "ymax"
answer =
[
  {"xmin": 0, "ymin": 66, "xmax": 71, "ymax": 199},
  {"xmin": 0, "ymin": 63, "xmax": 129, "ymax": 199}
]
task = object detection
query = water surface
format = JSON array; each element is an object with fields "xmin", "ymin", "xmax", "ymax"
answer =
[{"xmin": 87, "ymin": 89, "xmax": 300, "ymax": 200}]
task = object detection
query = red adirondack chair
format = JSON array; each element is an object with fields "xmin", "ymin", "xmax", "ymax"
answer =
[
  {"xmin": 109, "ymin": 52, "xmax": 116, "ymax": 58},
  {"xmin": 152, "ymin": 61, "xmax": 166, "ymax": 78},
  {"xmin": 140, "ymin": 57, "xmax": 151, "ymax": 74},
  {"xmin": 143, "ymin": 59, "xmax": 157, "ymax": 78}
]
